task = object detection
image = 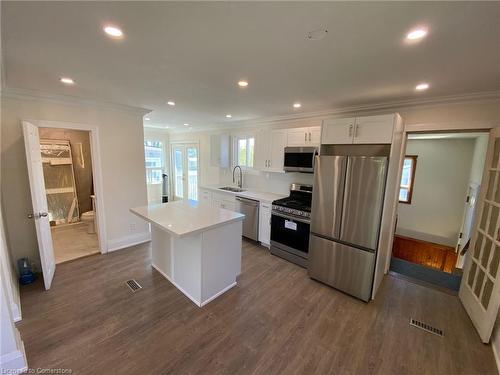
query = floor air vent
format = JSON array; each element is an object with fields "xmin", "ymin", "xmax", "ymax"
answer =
[
  {"xmin": 409, "ymin": 318, "xmax": 444, "ymax": 337},
  {"xmin": 126, "ymin": 279, "xmax": 142, "ymax": 292}
]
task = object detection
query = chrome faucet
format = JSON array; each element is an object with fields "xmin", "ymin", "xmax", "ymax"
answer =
[{"xmin": 232, "ymin": 165, "xmax": 243, "ymax": 189}]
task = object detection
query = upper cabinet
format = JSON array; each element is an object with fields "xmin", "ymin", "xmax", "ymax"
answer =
[
  {"xmin": 210, "ymin": 133, "xmax": 230, "ymax": 168},
  {"xmin": 321, "ymin": 117, "xmax": 356, "ymax": 144},
  {"xmin": 321, "ymin": 114, "xmax": 395, "ymax": 145},
  {"xmin": 255, "ymin": 129, "xmax": 286, "ymax": 173},
  {"xmin": 286, "ymin": 127, "xmax": 321, "ymax": 147}
]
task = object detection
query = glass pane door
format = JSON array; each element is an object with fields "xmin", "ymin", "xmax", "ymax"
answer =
[
  {"xmin": 172, "ymin": 145, "xmax": 185, "ymax": 200},
  {"xmin": 459, "ymin": 128, "xmax": 500, "ymax": 342},
  {"xmin": 187, "ymin": 146, "xmax": 198, "ymax": 200},
  {"xmin": 171, "ymin": 144, "xmax": 199, "ymax": 201}
]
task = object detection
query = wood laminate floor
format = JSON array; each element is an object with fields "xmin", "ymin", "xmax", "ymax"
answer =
[{"xmin": 18, "ymin": 240, "xmax": 496, "ymax": 374}]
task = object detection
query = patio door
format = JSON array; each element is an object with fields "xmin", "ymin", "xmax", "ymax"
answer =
[
  {"xmin": 459, "ymin": 127, "xmax": 500, "ymax": 343},
  {"xmin": 171, "ymin": 143, "xmax": 199, "ymax": 201}
]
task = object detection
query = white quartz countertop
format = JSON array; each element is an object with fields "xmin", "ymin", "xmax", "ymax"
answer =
[
  {"xmin": 130, "ymin": 200, "xmax": 245, "ymax": 238},
  {"xmin": 200, "ymin": 185, "xmax": 286, "ymax": 203}
]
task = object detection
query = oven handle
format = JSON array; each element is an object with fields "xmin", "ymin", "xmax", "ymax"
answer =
[{"xmin": 271, "ymin": 211, "xmax": 311, "ymax": 224}]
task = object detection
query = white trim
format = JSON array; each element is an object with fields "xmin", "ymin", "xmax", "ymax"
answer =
[
  {"xmin": 3, "ymin": 86, "xmax": 151, "ymax": 116},
  {"xmin": 151, "ymin": 264, "xmax": 237, "ymax": 308},
  {"xmin": 11, "ymin": 302, "xmax": 22, "ymax": 322},
  {"xmin": 152, "ymin": 263, "xmax": 202, "ymax": 307},
  {"xmin": 26, "ymin": 119, "xmax": 109, "ymax": 254},
  {"xmin": 0, "ymin": 349, "xmax": 28, "ymax": 374},
  {"xmin": 492, "ymin": 342, "xmax": 500, "ymax": 375},
  {"xmin": 168, "ymin": 91, "xmax": 500, "ymax": 134},
  {"xmin": 107, "ymin": 231, "xmax": 151, "ymax": 252},
  {"xmin": 200, "ymin": 282, "xmax": 237, "ymax": 307}
]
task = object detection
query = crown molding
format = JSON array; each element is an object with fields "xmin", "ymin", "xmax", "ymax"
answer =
[
  {"xmin": 0, "ymin": 86, "xmax": 151, "ymax": 116},
  {"xmin": 226, "ymin": 90, "xmax": 500, "ymax": 128},
  {"xmin": 168, "ymin": 90, "xmax": 500, "ymax": 135}
]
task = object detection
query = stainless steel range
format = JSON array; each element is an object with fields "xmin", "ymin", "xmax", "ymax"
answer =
[{"xmin": 270, "ymin": 184, "xmax": 312, "ymax": 267}]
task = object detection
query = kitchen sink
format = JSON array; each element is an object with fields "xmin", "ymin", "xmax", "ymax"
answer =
[{"xmin": 219, "ymin": 186, "xmax": 246, "ymax": 192}]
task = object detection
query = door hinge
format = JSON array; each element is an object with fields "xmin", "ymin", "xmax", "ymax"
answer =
[
  {"xmin": 466, "ymin": 195, "xmax": 470, "ymax": 203},
  {"xmin": 459, "ymin": 232, "xmax": 463, "ymax": 239}
]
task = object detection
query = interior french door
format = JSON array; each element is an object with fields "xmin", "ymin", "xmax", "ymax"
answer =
[
  {"xmin": 459, "ymin": 127, "xmax": 500, "ymax": 343},
  {"xmin": 171, "ymin": 143, "xmax": 199, "ymax": 201}
]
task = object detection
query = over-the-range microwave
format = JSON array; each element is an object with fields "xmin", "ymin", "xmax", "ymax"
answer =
[{"xmin": 283, "ymin": 147, "xmax": 318, "ymax": 173}]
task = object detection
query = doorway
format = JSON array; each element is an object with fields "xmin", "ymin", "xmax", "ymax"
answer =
[
  {"xmin": 171, "ymin": 143, "xmax": 199, "ymax": 201},
  {"xmin": 39, "ymin": 128, "xmax": 99, "ymax": 264},
  {"xmin": 23, "ymin": 120, "xmax": 107, "ymax": 290},
  {"xmin": 390, "ymin": 132, "xmax": 489, "ymax": 290}
]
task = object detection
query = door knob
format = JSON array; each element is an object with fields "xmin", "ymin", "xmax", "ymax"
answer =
[{"xmin": 28, "ymin": 212, "xmax": 48, "ymax": 219}]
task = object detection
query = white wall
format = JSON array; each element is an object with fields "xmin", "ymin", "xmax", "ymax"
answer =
[
  {"xmin": 1, "ymin": 95, "xmax": 150, "ymax": 268},
  {"xmin": 396, "ymin": 138, "xmax": 475, "ymax": 246}
]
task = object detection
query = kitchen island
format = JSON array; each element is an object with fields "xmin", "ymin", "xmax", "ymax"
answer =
[{"xmin": 130, "ymin": 200, "xmax": 244, "ymax": 307}]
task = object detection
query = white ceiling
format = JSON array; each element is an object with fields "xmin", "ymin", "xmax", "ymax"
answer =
[{"xmin": 2, "ymin": 2, "xmax": 500, "ymax": 130}]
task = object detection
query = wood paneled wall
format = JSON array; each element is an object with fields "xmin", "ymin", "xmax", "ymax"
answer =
[{"xmin": 392, "ymin": 235, "xmax": 458, "ymax": 273}]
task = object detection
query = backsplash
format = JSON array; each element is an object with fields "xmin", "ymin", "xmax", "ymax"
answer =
[{"xmin": 219, "ymin": 169, "xmax": 313, "ymax": 195}]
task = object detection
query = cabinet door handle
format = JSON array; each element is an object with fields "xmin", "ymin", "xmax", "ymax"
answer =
[
  {"xmin": 348, "ymin": 124, "xmax": 353, "ymax": 137},
  {"xmin": 304, "ymin": 132, "xmax": 307, "ymax": 142},
  {"xmin": 309, "ymin": 132, "xmax": 311, "ymax": 141},
  {"xmin": 354, "ymin": 124, "xmax": 359, "ymax": 137}
]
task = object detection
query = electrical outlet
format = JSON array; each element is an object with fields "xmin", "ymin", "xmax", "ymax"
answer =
[{"xmin": 129, "ymin": 222, "xmax": 136, "ymax": 232}]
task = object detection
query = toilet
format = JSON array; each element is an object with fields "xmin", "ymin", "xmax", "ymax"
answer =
[{"xmin": 81, "ymin": 195, "xmax": 97, "ymax": 234}]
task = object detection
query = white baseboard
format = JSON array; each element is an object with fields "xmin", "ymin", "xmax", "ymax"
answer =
[
  {"xmin": 492, "ymin": 341, "xmax": 500, "ymax": 375},
  {"xmin": 151, "ymin": 263, "xmax": 202, "ymax": 307},
  {"xmin": 151, "ymin": 263, "xmax": 237, "ymax": 308},
  {"xmin": 107, "ymin": 232, "xmax": 151, "ymax": 253},
  {"xmin": 0, "ymin": 348, "xmax": 27, "ymax": 374},
  {"xmin": 11, "ymin": 301, "xmax": 22, "ymax": 322},
  {"xmin": 200, "ymin": 282, "xmax": 237, "ymax": 307}
]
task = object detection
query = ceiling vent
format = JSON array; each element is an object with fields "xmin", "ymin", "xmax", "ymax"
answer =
[{"xmin": 306, "ymin": 28, "xmax": 328, "ymax": 41}]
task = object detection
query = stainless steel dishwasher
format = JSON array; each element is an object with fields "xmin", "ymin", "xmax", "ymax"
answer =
[{"xmin": 235, "ymin": 196, "xmax": 259, "ymax": 241}]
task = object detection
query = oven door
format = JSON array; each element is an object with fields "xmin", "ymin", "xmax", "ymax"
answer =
[
  {"xmin": 283, "ymin": 147, "xmax": 317, "ymax": 173},
  {"xmin": 270, "ymin": 211, "xmax": 310, "ymax": 257}
]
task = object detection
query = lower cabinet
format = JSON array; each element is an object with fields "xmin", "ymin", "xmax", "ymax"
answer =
[
  {"xmin": 198, "ymin": 188, "xmax": 272, "ymax": 248},
  {"xmin": 258, "ymin": 202, "xmax": 271, "ymax": 248}
]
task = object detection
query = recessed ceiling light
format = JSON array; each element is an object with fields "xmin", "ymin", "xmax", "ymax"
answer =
[
  {"xmin": 184, "ymin": 123, "xmax": 189, "ymax": 126},
  {"xmin": 293, "ymin": 103, "xmax": 302, "ymax": 108},
  {"xmin": 226, "ymin": 114, "xmax": 232, "ymax": 118},
  {"xmin": 60, "ymin": 77, "xmax": 75, "ymax": 85},
  {"xmin": 103, "ymin": 25, "xmax": 123, "ymax": 38},
  {"xmin": 415, "ymin": 82, "xmax": 430, "ymax": 91},
  {"xmin": 406, "ymin": 27, "xmax": 428, "ymax": 41},
  {"xmin": 144, "ymin": 117, "xmax": 150, "ymax": 121},
  {"xmin": 238, "ymin": 80, "xmax": 248, "ymax": 87},
  {"xmin": 167, "ymin": 101, "xmax": 175, "ymax": 106}
]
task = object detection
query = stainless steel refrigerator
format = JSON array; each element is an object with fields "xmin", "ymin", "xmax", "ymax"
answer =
[{"xmin": 308, "ymin": 155, "xmax": 388, "ymax": 302}]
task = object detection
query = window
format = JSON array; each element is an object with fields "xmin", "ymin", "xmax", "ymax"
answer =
[
  {"xmin": 235, "ymin": 136, "xmax": 254, "ymax": 168},
  {"xmin": 399, "ymin": 155, "xmax": 417, "ymax": 204},
  {"xmin": 144, "ymin": 140, "xmax": 164, "ymax": 184}
]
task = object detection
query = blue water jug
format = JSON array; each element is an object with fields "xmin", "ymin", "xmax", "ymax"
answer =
[{"xmin": 17, "ymin": 258, "xmax": 35, "ymax": 285}]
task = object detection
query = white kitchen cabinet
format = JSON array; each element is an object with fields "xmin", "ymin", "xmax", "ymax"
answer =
[
  {"xmin": 199, "ymin": 188, "xmax": 212, "ymax": 204},
  {"xmin": 255, "ymin": 129, "xmax": 286, "ymax": 173},
  {"xmin": 353, "ymin": 114, "xmax": 395, "ymax": 144},
  {"xmin": 212, "ymin": 192, "xmax": 236, "ymax": 211},
  {"xmin": 210, "ymin": 133, "xmax": 230, "ymax": 168},
  {"xmin": 321, "ymin": 114, "xmax": 394, "ymax": 145},
  {"xmin": 258, "ymin": 201, "xmax": 272, "ymax": 247},
  {"xmin": 321, "ymin": 117, "xmax": 356, "ymax": 144},
  {"xmin": 286, "ymin": 127, "xmax": 321, "ymax": 147}
]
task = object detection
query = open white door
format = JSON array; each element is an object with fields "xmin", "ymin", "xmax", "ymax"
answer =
[
  {"xmin": 459, "ymin": 127, "xmax": 500, "ymax": 343},
  {"xmin": 22, "ymin": 121, "xmax": 56, "ymax": 290}
]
